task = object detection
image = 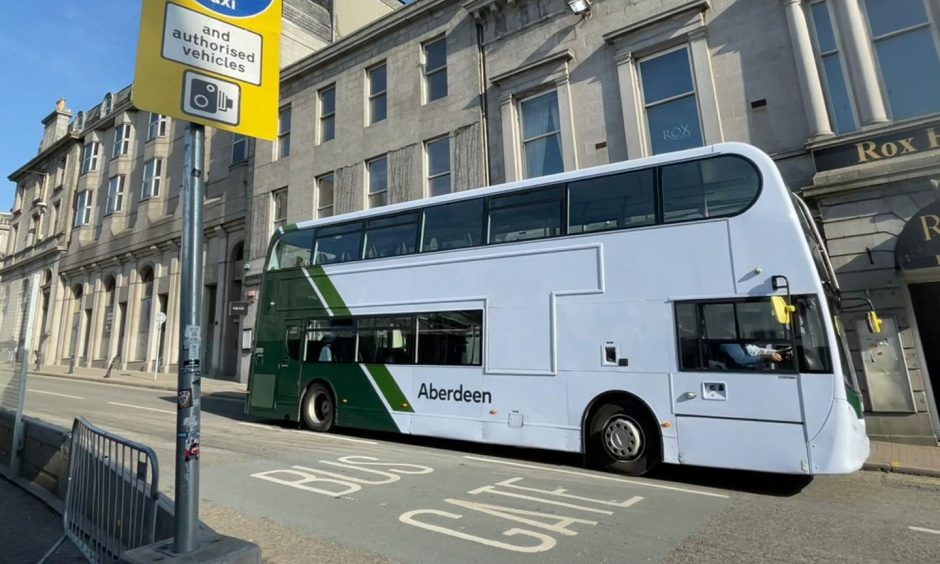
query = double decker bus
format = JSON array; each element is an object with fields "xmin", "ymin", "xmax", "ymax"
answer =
[{"xmin": 247, "ymin": 143, "xmax": 874, "ymax": 476}]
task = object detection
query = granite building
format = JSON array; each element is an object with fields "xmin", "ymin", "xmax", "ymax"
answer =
[{"xmin": 5, "ymin": 0, "xmax": 939, "ymax": 445}]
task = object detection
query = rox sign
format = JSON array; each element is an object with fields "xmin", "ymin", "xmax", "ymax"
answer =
[
  {"xmin": 812, "ymin": 121, "xmax": 940, "ymax": 173},
  {"xmin": 896, "ymin": 200, "xmax": 940, "ymax": 272}
]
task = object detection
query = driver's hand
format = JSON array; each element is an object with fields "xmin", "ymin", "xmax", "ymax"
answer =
[{"xmin": 765, "ymin": 352, "xmax": 783, "ymax": 362}]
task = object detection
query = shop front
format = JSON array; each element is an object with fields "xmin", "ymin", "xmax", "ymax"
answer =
[{"xmin": 804, "ymin": 116, "xmax": 940, "ymax": 445}]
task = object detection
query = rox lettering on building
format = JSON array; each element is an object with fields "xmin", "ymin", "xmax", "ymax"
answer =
[
  {"xmin": 812, "ymin": 120, "xmax": 940, "ymax": 173},
  {"xmin": 418, "ymin": 383, "xmax": 493, "ymax": 404},
  {"xmin": 896, "ymin": 200, "xmax": 940, "ymax": 271}
]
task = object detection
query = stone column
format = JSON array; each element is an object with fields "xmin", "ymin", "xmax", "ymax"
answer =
[
  {"xmin": 500, "ymin": 95, "xmax": 520, "ymax": 182},
  {"xmin": 832, "ymin": 0, "xmax": 889, "ymax": 125},
  {"xmin": 782, "ymin": 0, "xmax": 834, "ymax": 138},
  {"xmin": 613, "ymin": 51, "xmax": 646, "ymax": 160},
  {"xmin": 689, "ymin": 29, "xmax": 725, "ymax": 145}
]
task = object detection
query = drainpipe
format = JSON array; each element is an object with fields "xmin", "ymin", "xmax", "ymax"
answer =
[{"xmin": 475, "ymin": 22, "xmax": 491, "ymax": 187}]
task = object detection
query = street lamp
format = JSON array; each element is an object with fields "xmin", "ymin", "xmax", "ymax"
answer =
[{"xmin": 568, "ymin": 0, "xmax": 591, "ymax": 15}]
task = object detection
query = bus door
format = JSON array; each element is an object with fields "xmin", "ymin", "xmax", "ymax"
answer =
[
  {"xmin": 275, "ymin": 322, "xmax": 305, "ymax": 407},
  {"xmin": 672, "ymin": 299, "xmax": 808, "ymax": 473}
]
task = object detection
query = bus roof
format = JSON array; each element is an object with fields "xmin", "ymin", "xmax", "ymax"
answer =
[{"xmin": 289, "ymin": 142, "xmax": 768, "ymax": 232}]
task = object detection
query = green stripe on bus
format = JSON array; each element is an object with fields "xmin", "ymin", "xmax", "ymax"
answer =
[
  {"xmin": 845, "ymin": 385, "xmax": 863, "ymax": 419},
  {"xmin": 309, "ymin": 265, "xmax": 351, "ymax": 316},
  {"xmin": 364, "ymin": 364, "xmax": 415, "ymax": 413}
]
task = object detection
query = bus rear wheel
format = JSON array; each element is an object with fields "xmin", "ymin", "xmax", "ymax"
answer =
[
  {"xmin": 301, "ymin": 383, "xmax": 335, "ymax": 432},
  {"xmin": 587, "ymin": 400, "xmax": 660, "ymax": 476}
]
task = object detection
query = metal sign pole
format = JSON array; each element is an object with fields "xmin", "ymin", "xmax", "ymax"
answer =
[
  {"xmin": 174, "ymin": 121, "xmax": 204, "ymax": 553},
  {"xmin": 11, "ymin": 273, "xmax": 41, "ymax": 474}
]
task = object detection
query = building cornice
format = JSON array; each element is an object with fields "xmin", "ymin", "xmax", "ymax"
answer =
[
  {"xmin": 282, "ymin": 0, "xmax": 454, "ymax": 82},
  {"xmin": 489, "ymin": 49, "xmax": 574, "ymax": 85},
  {"xmin": 603, "ymin": 0, "xmax": 710, "ymax": 44}
]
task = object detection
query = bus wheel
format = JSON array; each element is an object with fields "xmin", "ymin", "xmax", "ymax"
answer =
[
  {"xmin": 301, "ymin": 383, "xmax": 335, "ymax": 432},
  {"xmin": 587, "ymin": 400, "xmax": 660, "ymax": 476}
]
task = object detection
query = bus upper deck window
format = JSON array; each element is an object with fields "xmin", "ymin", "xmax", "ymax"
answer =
[
  {"xmin": 662, "ymin": 156, "xmax": 760, "ymax": 223},
  {"xmin": 269, "ymin": 230, "xmax": 315, "ymax": 271}
]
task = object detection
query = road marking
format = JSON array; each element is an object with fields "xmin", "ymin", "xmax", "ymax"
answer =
[
  {"xmin": 462, "ymin": 456, "xmax": 730, "ymax": 499},
  {"xmin": 107, "ymin": 401, "xmax": 175, "ymax": 415},
  {"xmin": 238, "ymin": 421, "xmax": 282, "ymax": 431},
  {"xmin": 909, "ymin": 526, "xmax": 940, "ymax": 535},
  {"xmin": 287, "ymin": 429, "xmax": 378, "ymax": 445},
  {"xmin": 27, "ymin": 389, "xmax": 84, "ymax": 400}
]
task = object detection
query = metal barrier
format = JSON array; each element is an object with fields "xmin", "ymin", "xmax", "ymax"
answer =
[{"xmin": 63, "ymin": 417, "xmax": 160, "ymax": 562}]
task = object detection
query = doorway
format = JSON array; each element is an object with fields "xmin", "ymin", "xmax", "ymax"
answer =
[{"xmin": 910, "ymin": 282, "xmax": 940, "ymax": 417}]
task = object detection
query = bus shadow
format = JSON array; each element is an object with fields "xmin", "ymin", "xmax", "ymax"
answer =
[
  {"xmin": 308, "ymin": 424, "xmax": 812, "ymax": 498},
  {"xmin": 161, "ymin": 394, "xmax": 812, "ymax": 497}
]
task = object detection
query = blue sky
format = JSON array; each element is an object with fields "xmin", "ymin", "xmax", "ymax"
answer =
[{"xmin": 0, "ymin": 1, "xmax": 142, "ymax": 211}]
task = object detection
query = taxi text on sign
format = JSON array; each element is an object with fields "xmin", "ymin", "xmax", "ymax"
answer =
[{"xmin": 133, "ymin": 0, "xmax": 281, "ymax": 140}]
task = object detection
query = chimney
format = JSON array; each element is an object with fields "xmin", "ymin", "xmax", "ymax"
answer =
[{"xmin": 40, "ymin": 98, "xmax": 72, "ymax": 152}]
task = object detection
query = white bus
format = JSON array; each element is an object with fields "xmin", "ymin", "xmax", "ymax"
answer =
[{"xmin": 248, "ymin": 142, "xmax": 873, "ymax": 476}]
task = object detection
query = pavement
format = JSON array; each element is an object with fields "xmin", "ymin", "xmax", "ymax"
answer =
[
  {"xmin": 0, "ymin": 472, "xmax": 86, "ymax": 563},
  {"xmin": 30, "ymin": 364, "xmax": 247, "ymax": 397},
  {"xmin": 866, "ymin": 440, "xmax": 940, "ymax": 478}
]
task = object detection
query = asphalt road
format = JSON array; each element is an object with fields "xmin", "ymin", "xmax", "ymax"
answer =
[{"xmin": 17, "ymin": 374, "xmax": 940, "ymax": 563}]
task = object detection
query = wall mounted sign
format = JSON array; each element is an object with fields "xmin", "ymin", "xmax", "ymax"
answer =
[
  {"xmin": 812, "ymin": 120, "xmax": 940, "ymax": 173},
  {"xmin": 896, "ymin": 199, "xmax": 940, "ymax": 272}
]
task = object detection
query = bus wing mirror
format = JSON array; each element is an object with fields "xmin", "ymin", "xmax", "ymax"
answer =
[
  {"xmin": 866, "ymin": 311, "xmax": 883, "ymax": 334},
  {"xmin": 770, "ymin": 296, "xmax": 795, "ymax": 325}
]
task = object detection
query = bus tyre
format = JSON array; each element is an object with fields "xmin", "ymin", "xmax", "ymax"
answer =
[
  {"xmin": 301, "ymin": 383, "xmax": 335, "ymax": 433},
  {"xmin": 588, "ymin": 400, "xmax": 660, "ymax": 476}
]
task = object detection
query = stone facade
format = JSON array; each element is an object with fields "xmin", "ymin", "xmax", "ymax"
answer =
[{"xmin": 2, "ymin": 0, "xmax": 400, "ymax": 381}]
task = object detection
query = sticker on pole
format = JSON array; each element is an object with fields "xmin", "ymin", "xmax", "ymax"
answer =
[
  {"xmin": 178, "ymin": 388, "xmax": 194, "ymax": 409},
  {"xmin": 182, "ymin": 71, "xmax": 240, "ymax": 125}
]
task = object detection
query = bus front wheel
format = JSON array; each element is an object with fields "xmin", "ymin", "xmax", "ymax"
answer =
[
  {"xmin": 301, "ymin": 382, "xmax": 335, "ymax": 432},
  {"xmin": 587, "ymin": 400, "xmax": 660, "ymax": 476}
]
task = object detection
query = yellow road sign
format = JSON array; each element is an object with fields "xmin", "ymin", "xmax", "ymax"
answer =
[{"xmin": 133, "ymin": 0, "xmax": 281, "ymax": 140}]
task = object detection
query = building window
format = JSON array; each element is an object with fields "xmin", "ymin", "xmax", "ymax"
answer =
[
  {"xmin": 809, "ymin": 1, "xmax": 857, "ymax": 133},
  {"xmin": 106, "ymin": 175, "xmax": 125, "ymax": 215},
  {"xmin": 112, "ymin": 123, "xmax": 132, "ymax": 159},
  {"xmin": 425, "ymin": 136, "xmax": 451, "ymax": 196},
  {"xmin": 55, "ymin": 155, "xmax": 68, "ymax": 188},
  {"xmin": 277, "ymin": 107, "xmax": 291, "ymax": 159},
  {"xmin": 423, "ymin": 37, "xmax": 448, "ymax": 103},
  {"xmin": 232, "ymin": 133, "xmax": 248, "ymax": 164},
  {"xmin": 80, "ymin": 142, "xmax": 99, "ymax": 175},
  {"xmin": 319, "ymin": 85, "xmax": 335, "ymax": 143},
  {"xmin": 638, "ymin": 46, "xmax": 704, "ymax": 155},
  {"xmin": 74, "ymin": 190, "xmax": 92, "ymax": 226},
  {"xmin": 142, "ymin": 158, "xmax": 163, "ymax": 200},
  {"xmin": 317, "ymin": 174, "xmax": 334, "ymax": 218},
  {"xmin": 367, "ymin": 156, "xmax": 388, "ymax": 208},
  {"xmin": 863, "ymin": 0, "xmax": 940, "ymax": 120},
  {"xmin": 520, "ymin": 91, "xmax": 564, "ymax": 178},
  {"xmin": 8, "ymin": 225, "xmax": 17, "ymax": 255},
  {"xmin": 48, "ymin": 201, "xmax": 60, "ymax": 238},
  {"xmin": 28, "ymin": 215, "xmax": 39, "ymax": 247},
  {"xmin": 272, "ymin": 188, "xmax": 288, "ymax": 229},
  {"xmin": 148, "ymin": 113, "xmax": 167, "ymax": 140},
  {"xmin": 368, "ymin": 63, "xmax": 387, "ymax": 124},
  {"xmin": 136, "ymin": 268, "xmax": 154, "ymax": 361}
]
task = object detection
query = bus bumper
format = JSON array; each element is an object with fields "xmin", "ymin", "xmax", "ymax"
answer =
[{"xmin": 808, "ymin": 398, "xmax": 870, "ymax": 475}]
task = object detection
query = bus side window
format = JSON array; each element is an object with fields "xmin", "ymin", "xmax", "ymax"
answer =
[
  {"xmin": 675, "ymin": 303, "xmax": 699, "ymax": 370},
  {"xmin": 661, "ymin": 156, "xmax": 760, "ymax": 223},
  {"xmin": 286, "ymin": 326, "xmax": 303, "ymax": 361},
  {"xmin": 315, "ymin": 223, "xmax": 363, "ymax": 265},
  {"xmin": 421, "ymin": 199, "xmax": 484, "ymax": 252},
  {"xmin": 568, "ymin": 169, "xmax": 655, "ymax": 234},
  {"xmin": 487, "ymin": 186, "xmax": 563, "ymax": 244}
]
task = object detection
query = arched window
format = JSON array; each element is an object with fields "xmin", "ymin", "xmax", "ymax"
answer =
[
  {"xmin": 102, "ymin": 93, "xmax": 113, "ymax": 116},
  {"xmin": 99, "ymin": 276, "xmax": 116, "ymax": 360},
  {"xmin": 135, "ymin": 268, "xmax": 154, "ymax": 360}
]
